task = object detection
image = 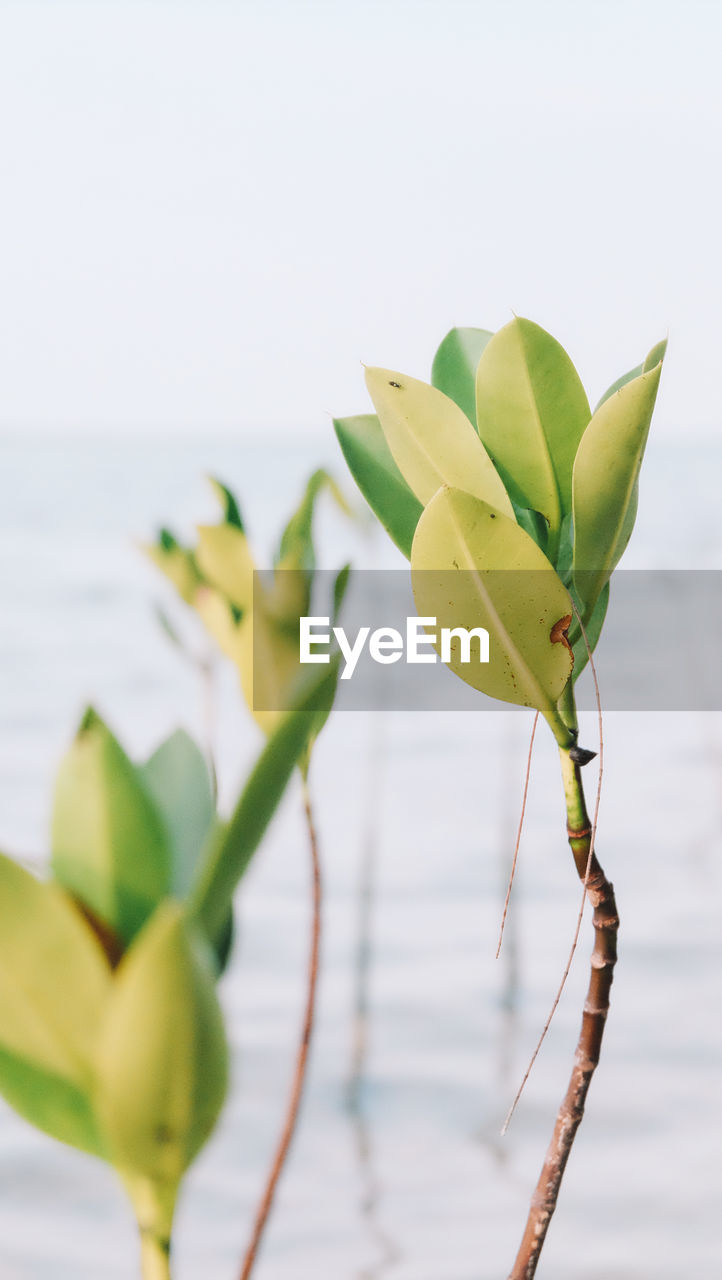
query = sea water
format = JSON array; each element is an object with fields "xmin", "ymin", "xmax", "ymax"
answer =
[{"xmin": 0, "ymin": 432, "xmax": 720, "ymax": 1278}]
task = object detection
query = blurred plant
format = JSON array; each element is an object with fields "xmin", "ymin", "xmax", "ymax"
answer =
[
  {"xmin": 0, "ymin": 665, "xmax": 335, "ymax": 1279},
  {"xmin": 336, "ymin": 317, "xmax": 665, "ymax": 1278},
  {"xmin": 145, "ymin": 470, "xmax": 350, "ymax": 1277}
]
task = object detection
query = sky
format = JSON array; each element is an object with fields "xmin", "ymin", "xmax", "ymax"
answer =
[{"xmin": 0, "ymin": 0, "xmax": 720, "ymax": 437}]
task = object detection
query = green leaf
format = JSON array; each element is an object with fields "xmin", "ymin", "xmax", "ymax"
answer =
[
  {"xmin": 0, "ymin": 851, "xmax": 111, "ymax": 1154},
  {"xmin": 569, "ymin": 581, "xmax": 609, "ymax": 681},
  {"xmin": 410, "ymin": 488, "xmax": 574, "ymax": 745},
  {"xmin": 364, "ymin": 367, "xmax": 515, "ymax": 517},
  {"xmin": 276, "ymin": 468, "xmax": 350, "ymax": 572},
  {"xmin": 333, "ymin": 413, "xmax": 423, "ymax": 558},
  {"xmin": 572, "ymin": 358, "xmax": 664, "ymax": 614},
  {"xmin": 51, "ymin": 709, "xmax": 171, "ymax": 946},
  {"xmin": 474, "ymin": 317, "xmax": 591, "ymax": 545},
  {"xmin": 594, "ymin": 338, "xmax": 667, "ymax": 410},
  {"xmin": 208, "ymin": 477, "xmax": 245, "ymax": 531},
  {"xmin": 94, "ymin": 903, "xmax": 228, "ymax": 1185},
  {"xmin": 0, "ymin": 1047, "xmax": 105, "ymax": 1156},
  {"xmin": 594, "ymin": 362, "xmax": 643, "ymax": 411},
  {"xmin": 143, "ymin": 533, "xmax": 205, "ymax": 608},
  {"xmin": 431, "ymin": 327, "xmax": 493, "ymax": 427},
  {"xmin": 333, "ymin": 563, "xmax": 351, "ymax": 621},
  {"xmin": 190, "ymin": 659, "xmax": 340, "ymax": 945},
  {"xmin": 139, "ymin": 731, "xmax": 215, "ymax": 899}
]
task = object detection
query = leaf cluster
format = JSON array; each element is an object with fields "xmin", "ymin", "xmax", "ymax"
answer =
[
  {"xmin": 0, "ymin": 662, "xmax": 336, "ymax": 1216},
  {"xmin": 335, "ymin": 319, "xmax": 665, "ymax": 742},
  {"xmin": 145, "ymin": 471, "xmax": 350, "ymax": 741}
]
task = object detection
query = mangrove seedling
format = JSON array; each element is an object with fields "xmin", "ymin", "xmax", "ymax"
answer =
[
  {"xmin": 335, "ymin": 316, "xmax": 665, "ymax": 1277},
  {"xmin": 145, "ymin": 470, "xmax": 350, "ymax": 1277},
  {"xmin": 0, "ymin": 661, "xmax": 336, "ymax": 1280}
]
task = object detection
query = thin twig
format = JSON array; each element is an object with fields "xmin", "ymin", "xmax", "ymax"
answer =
[
  {"xmin": 200, "ymin": 655, "xmax": 219, "ymax": 806},
  {"xmin": 496, "ymin": 712, "xmax": 539, "ymax": 959},
  {"xmin": 238, "ymin": 777, "xmax": 322, "ymax": 1280},
  {"xmin": 508, "ymin": 606, "xmax": 617, "ymax": 1279},
  {"xmin": 346, "ymin": 715, "xmax": 401, "ymax": 1278},
  {"xmin": 502, "ymin": 620, "xmax": 604, "ymax": 1131}
]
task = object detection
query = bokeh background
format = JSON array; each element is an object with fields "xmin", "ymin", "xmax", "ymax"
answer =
[{"xmin": 1, "ymin": 2, "xmax": 721, "ymax": 1277}]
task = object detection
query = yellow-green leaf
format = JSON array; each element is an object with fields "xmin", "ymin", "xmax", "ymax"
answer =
[
  {"xmin": 94, "ymin": 903, "xmax": 228, "ymax": 1185},
  {"xmin": 143, "ymin": 531, "xmax": 204, "ymax": 607},
  {"xmin": 475, "ymin": 317, "xmax": 591, "ymax": 542},
  {"xmin": 572, "ymin": 358, "xmax": 664, "ymax": 614},
  {"xmin": 595, "ymin": 337, "xmax": 667, "ymax": 410},
  {"xmin": 195, "ymin": 522, "xmax": 255, "ymax": 615},
  {"xmin": 364, "ymin": 367, "xmax": 514, "ymax": 517},
  {"xmin": 0, "ymin": 851, "xmax": 110, "ymax": 1153},
  {"xmin": 51, "ymin": 709, "xmax": 171, "ymax": 945},
  {"xmin": 411, "ymin": 488, "xmax": 574, "ymax": 744}
]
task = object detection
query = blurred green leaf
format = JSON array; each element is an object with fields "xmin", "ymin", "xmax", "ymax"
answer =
[
  {"xmin": 0, "ymin": 1048, "xmax": 104, "ymax": 1156},
  {"xmin": 208, "ymin": 477, "xmax": 245, "ymax": 531},
  {"xmin": 0, "ymin": 851, "xmax": 110, "ymax": 1154},
  {"xmin": 475, "ymin": 317, "xmax": 590, "ymax": 546},
  {"xmin": 364, "ymin": 367, "xmax": 515, "ymax": 516},
  {"xmin": 572, "ymin": 357, "xmax": 664, "ymax": 614},
  {"xmin": 195, "ymin": 523, "xmax": 254, "ymax": 615},
  {"xmin": 51, "ymin": 709, "xmax": 171, "ymax": 945},
  {"xmin": 431, "ymin": 326, "xmax": 493, "ymax": 427},
  {"xmin": 276, "ymin": 468, "xmax": 350, "ymax": 572},
  {"xmin": 411, "ymin": 488, "xmax": 574, "ymax": 745},
  {"xmin": 190, "ymin": 659, "xmax": 340, "ymax": 946},
  {"xmin": 143, "ymin": 532, "xmax": 204, "ymax": 607},
  {"xmin": 333, "ymin": 413, "xmax": 423, "ymax": 558},
  {"xmin": 139, "ymin": 731, "xmax": 215, "ymax": 899},
  {"xmin": 333, "ymin": 563, "xmax": 351, "ymax": 622},
  {"xmin": 153, "ymin": 603, "xmax": 189, "ymax": 658},
  {"xmin": 94, "ymin": 903, "xmax": 228, "ymax": 1186}
]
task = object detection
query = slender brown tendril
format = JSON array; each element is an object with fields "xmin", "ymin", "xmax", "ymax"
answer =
[
  {"xmin": 495, "ymin": 711, "xmax": 540, "ymax": 960},
  {"xmin": 501, "ymin": 603, "xmax": 604, "ymax": 1135},
  {"xmin": 238, "ymin": 778, "xmax": 321, "ymax": 1280}
]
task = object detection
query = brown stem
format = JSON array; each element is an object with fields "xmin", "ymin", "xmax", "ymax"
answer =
[
  {"xmin": 238, "ymin": 778, "xmax": 322, "ymax": 1280},
  {"xmin": 508, "ymin": 753, "xmax": 619, "ymax": 1279}
]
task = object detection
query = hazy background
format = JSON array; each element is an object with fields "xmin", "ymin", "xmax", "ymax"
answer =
[{"xmin": 0, "ymin": 0, "xmax": 720, "ymax": 437}]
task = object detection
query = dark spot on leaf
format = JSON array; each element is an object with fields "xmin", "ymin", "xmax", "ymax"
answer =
[{"xmin": 388, "ymin": 380, "xmax": 402, "ymax": 388}]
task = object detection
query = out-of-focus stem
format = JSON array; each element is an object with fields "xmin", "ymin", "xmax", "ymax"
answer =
[
  {"xmin": 238, "ymin": 777, "xmax": 322, "ymax": 1280},
  {"xmin": 126, "ymin": 1177, "xmax": 175, "ymax": 1280}
]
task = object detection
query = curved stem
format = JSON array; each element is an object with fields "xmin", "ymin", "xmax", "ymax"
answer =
[
  {"xmin": 238, "ymin": 777, "xmax": 322, "ymax": 1280},
  {"xmin": 507, "ymin": 748, "xmax": 619, "ymax": 1279},
  {"xmin": 125, "ymin": 1177, "xmax": 176, "ymax": 1280},
  {"xmin": 140, "ymin": 1231, "xmax": 172, "ymax": 1280}
]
